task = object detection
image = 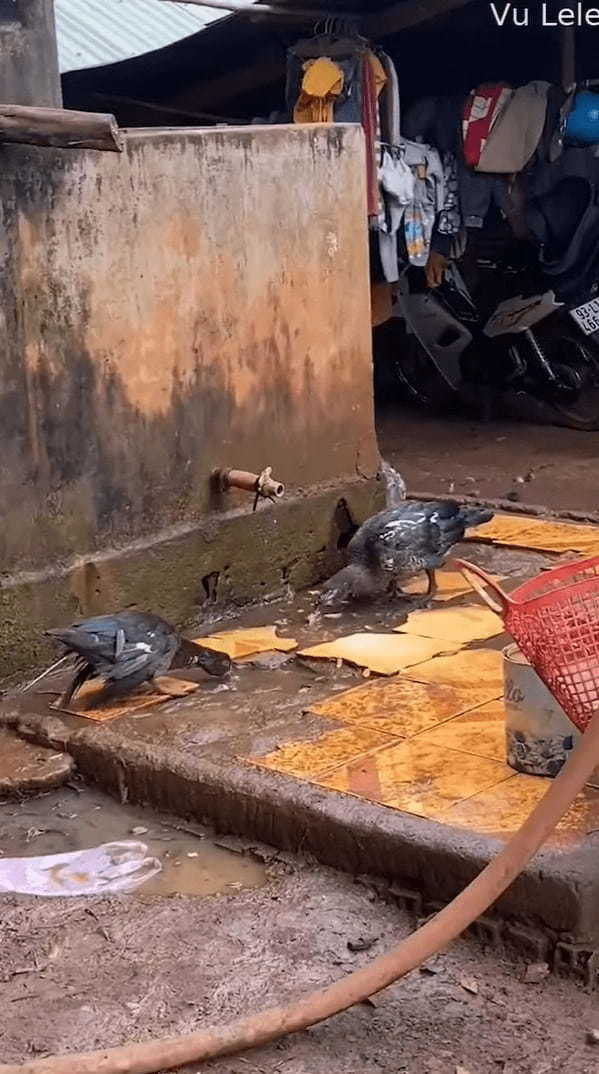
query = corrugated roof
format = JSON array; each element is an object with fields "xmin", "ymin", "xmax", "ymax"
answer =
[{"xmin": 55, "ymin": 0, "xmax": 231, "ymax": 74}]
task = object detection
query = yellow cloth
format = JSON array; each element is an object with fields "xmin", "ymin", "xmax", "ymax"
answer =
[{"xmin": 293, "ymin": 57, "xmax": 344, "ymax": 124}]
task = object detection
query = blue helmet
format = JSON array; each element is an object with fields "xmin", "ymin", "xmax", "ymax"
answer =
[{"xmin": 566, "ymin": 90, "xmax": 599, "ymax": 144}]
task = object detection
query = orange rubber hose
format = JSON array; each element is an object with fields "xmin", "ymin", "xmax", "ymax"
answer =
[{"xmin": 4, "ymin": 710, "xmax": 599, "ymax": 1074}]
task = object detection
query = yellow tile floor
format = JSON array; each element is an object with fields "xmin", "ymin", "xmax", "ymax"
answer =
[
  {"xmin": 243, "ymin": 529, "xmax": 599, "ymax": 844},
  {"xmin": 246, "ymin": 598, "xmax": 599, "ymax": 845}
]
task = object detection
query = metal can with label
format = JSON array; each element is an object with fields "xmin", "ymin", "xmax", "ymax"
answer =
[{"xmin": 503, "ymin": 643, "xmax": 576, "ymax": 778}]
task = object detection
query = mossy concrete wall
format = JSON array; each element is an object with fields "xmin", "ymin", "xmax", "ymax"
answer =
[{"xmin": 0, "ymin": 124, "xmax": 381, "ymax": 678}]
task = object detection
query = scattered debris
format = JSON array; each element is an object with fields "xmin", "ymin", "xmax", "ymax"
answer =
[
  {"xmin": 239, "ymin": 651, "xmax": 294, "ymax": 671},
  {"xmin": 359, "ymin": 994, "xmax": 384, "ymax": 1009},
  {"xmin": 347, "ymin": 936, "xmax": 378, "ymax": 953},
  {"xmin": 420, "ymin": 958, "xmax": 444, "ymax": 976},
  {"xmin": 459, "ymin": 976, "xmax": 479, "ymax": 995},
  {"xmin": 84, "ymin": 906, "xmax": 111, "ymax": 942},
  {"xmin": 523, "ymin": 962, "xmax": 550, "ymax": 984},
  {"xmin": 130, "ymin": 826, "xmax": 149, "ymax": 836}
]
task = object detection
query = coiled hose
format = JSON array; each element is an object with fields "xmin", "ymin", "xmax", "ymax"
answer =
[{"xmin": 3, "ymin": 709, "xmax": 599, "ymax": 1074}]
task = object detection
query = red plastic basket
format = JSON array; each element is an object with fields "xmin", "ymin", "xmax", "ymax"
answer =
[{"xmin": 454, "ymin": 555, "xmax": 599, "ymax": 733}]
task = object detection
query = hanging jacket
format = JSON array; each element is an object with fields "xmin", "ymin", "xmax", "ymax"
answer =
[{"xmin": 476, "ymin": 82, "xmax": 550, "ymax": 174}]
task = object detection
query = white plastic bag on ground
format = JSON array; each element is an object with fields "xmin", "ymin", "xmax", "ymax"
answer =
[{"xmin": 0, "ymin": 840, "xmax": 161, "ymax": 896}]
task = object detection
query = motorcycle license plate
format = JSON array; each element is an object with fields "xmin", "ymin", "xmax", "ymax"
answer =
[{"xmin": 570, "ymin": 297, "xmax": 599, "ymax": 336}]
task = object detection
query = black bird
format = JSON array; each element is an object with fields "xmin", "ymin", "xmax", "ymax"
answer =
[
  {"xmin": 46, "ymin": 611, "xmax": 231, "ymax": 708},
  {"xmin": 319, "ymin": 500, "xmax": 493, "ymax": 605}
]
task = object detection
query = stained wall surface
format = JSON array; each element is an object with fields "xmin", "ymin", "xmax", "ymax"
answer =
[{"xmin": 0, "ymin": 124, "xmax": 380, "ymax": 674}]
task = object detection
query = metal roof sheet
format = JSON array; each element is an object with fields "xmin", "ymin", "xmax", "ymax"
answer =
[{"xmin": 55, "ymin": 0, "xmax": 230, "ymax": 74}]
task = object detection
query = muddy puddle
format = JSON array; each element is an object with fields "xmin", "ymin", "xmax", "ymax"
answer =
[{"xmin": 0, "ymin": 786, "xmax": 266, "ymax": 897}]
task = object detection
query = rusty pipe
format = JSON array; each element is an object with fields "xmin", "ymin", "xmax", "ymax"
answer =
[
  {"xmin": 5, "ymin": 707, "xmax": 599, "ymax": 1074},
  {"xmin": 217, "ymin": 467, "xmax": 285, "ymax": 501}
]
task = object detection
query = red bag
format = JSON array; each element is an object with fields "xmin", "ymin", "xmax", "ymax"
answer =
[{"xmin": 462, "ymin": 83, "xmax": 512, "ymax": 167}]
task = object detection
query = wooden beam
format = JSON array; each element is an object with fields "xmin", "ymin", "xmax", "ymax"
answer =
[
  {"xmin": 366, "ymin": 0, "xmax": 482, "ymax": 37},
  {"xmin": 93, "ymin": 92, "xmax": 244, "ymax": 126},
  {"xmin": 0, "ymin": 104, "xmax": 123, "ymax": 151}
]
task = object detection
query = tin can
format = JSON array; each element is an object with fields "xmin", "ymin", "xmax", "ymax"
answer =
[{"xmin": 503, "ymin": 643, "xmax": 576, "ymax": 778}]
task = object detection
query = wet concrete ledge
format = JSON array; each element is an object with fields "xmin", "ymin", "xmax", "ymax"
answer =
[
  {"xmin": 66, "ymin": 726, "xmax": 599, "ymax": 966},
  {"xmin": 0, "ymin": 476, "xmax": 380, "ymax": 683}
]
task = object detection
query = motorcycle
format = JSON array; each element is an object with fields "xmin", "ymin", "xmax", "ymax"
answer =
[
  {"xmin": 376, "ymin": 80, "xmax": 599, "ymax": 431},
  {"xmin": 376, "ymin": 238, "xmax": 599, "ymax": 431}
]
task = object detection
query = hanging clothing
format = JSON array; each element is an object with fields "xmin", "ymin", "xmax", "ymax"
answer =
[
  {"xmin": 363, "ymin": 51, "xmax": 387, "ymax": 218},
  {"xmin": 293, "ymin": 57, "xmax": 345, "ymax": 124},
  {"xmin": 476, "ymin": 82, "xmax": 550, "ymax": 174},
  {"xmin": 404, "ymin": 193, "xmax": 436, "ymax": 267},
  {"xmin": 459, "ymin": 168, "xmax": 511, "ymax": 229},
  {"xmin": 401, "ymin": 140, "xmax": 445, "ymax": 266},
  {"xmin": 462, "ymin": 84, "xmax": 512, "ymax": 168},
  {"xmin": 379, "ymin": 50, "xmax": 400, "ymax": 146},
  {"xmin": 375, "ymin": 50, "xmax": 402, "ymax": 280},
  {"xmin": 437, "ymin": 152, "xmax": 462, "ymax": 236},
  {"xmin": 287, "ymin": 37, "xmax": 364, "ymax": 124},
  {"xmin": 377, "ymin": 147, "xmax": 415, "ymax": 281}
]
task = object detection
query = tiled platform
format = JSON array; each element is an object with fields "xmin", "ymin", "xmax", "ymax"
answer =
[
  {"xmin": 6, "ymin": 538, "xmax": 599, "ymax": 949},
  {"xmin": 248, "ymin": 638, "xmax": 599, "ymax": 847}
]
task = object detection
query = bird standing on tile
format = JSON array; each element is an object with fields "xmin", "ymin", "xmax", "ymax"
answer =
[
  {"xmin": 45, "ymin": 612, "xmax": 230, "ymax": 708},
  {"xmin": 319, "ymin": 500, "xmax": 493, "ymax": 605}
]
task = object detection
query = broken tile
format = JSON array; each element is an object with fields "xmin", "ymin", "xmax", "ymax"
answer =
[
  {"xmin": 402, "ymin": 648, "xmax": 504, "ymax": 697},
  {"xmin": 193, "ymin": 626, "xmax": 297, "ymax": 659},
  {"xmin": 396, "ymin": 605, "xmax": 504, "ymax": 645},
  {"xmin": 403, "ymin": 570, "xmax": 503, "ymax": 603},
  {"xmin": 52, "ymin": 680, "xmax": 195, "ymax": 722},
  {"xmin": 416, "ymin": 700, "xmax": 507, "ymax": 762},
  {"xmin": 298, "ymin": 634, "xmax": 460, "ymax": 676},
  {"xmin": 246, "ymin": 725, "xmax": 394, "ymax": 781},
  {"xmin": 317, "ymin": 739, "xmax": 513, "ymax": 819},
  {"xmin": 469, "ymin": 514, "xmax": 599, "ymax": 556},
  {"xmin": 310, "ymin": 678, "xmax": 500, "ymax": 738}
]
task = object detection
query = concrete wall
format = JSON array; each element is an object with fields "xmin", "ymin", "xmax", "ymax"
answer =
[
  {"xmin": 0, "ymin": 124, "xmax": 381, "ymax": 677},
  {"xmin": 0, "ymin": 0, "xmax": 61, "ymax": 106}
]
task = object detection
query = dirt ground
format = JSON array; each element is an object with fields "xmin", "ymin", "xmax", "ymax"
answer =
[
  {"xmin": 378, "ymin": 407, "xmax": 599, "ymax": 516},
  {"xmin": 2, "ymin": 807, "xmax": 599, "ymax": 1074}
]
